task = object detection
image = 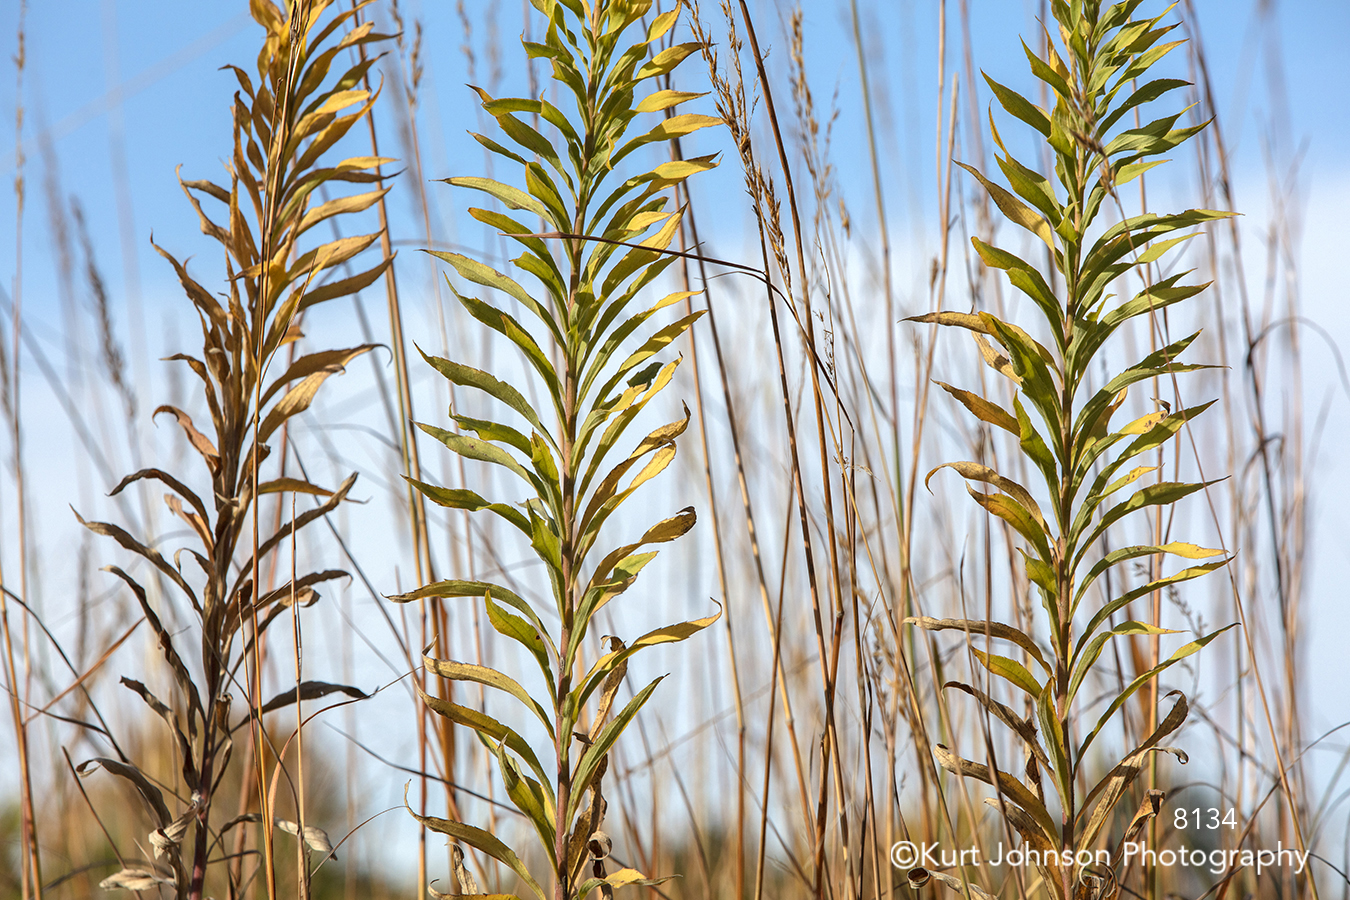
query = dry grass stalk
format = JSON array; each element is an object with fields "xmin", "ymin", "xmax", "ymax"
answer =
[
  {"xmin": 0, "ymin": 2, "xmax": 1333, "ymax": 898},
  {"xmin": 75, "ymin": 3, "xmax": 390, "ymax": 898},
  {"xmin": 2, "ymin": 2, "xmax": 44, "ymax": 896}
]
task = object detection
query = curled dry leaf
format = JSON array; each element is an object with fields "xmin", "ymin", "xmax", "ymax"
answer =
[
  {"xmin": 452, "ymin": 843, "xmax": 480, "ymax": 894},
  {"xmin": 587, "ymin": 830, "xmax": 613, "ymax": 861},
  {"xmin": 1122, "ymin": 789, "xmax": 1167, "ymax": 847},
  {"xmin": 428, "ymin": 846, "xmax": 524, "ymax": 898},
  {"xmin": 274, "ymin": 819, "xmax": 337, "ymax": 860},
  {"xmin": 76, "ymin": 757, "xmax": 172, "ymax": 828},
  {"xmin": 99, "ymin": 866, "xmax": 176, "ymax": 891},
  {"xmin": 906, "ymin": 867, "xmax": 996, "ymax": 899},
  {"xmin": 150, "ymin": 791, "xmax": 203, "ymax": 858}
]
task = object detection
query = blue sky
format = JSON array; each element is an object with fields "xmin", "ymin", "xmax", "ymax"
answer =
[{"xmin": 1, "ymin": 0, "xmax": 1345, "ymax": 322}]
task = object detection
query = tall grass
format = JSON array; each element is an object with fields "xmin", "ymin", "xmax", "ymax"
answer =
[
  {"xmin": 0, "ymin": 1, "xmax": 1336, "ymax": 899},
  {"xmin": 391, "ymin": 2, "xmax": 721, "ymax": 897},
  {"xmin": 69, "ymin": 3, "xmax": 390, "ymax": 897},
  {"xmin": 904, "ymin": 3, "xmax": 1240, "ymax": 895}
]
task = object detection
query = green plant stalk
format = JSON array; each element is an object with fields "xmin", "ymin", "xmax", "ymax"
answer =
[
  {"xmin": 908, "ymin": 2, "xmax": 1240, "ymax": 897},
  {"xmin": 397, "ymin": 3, "xmax": 720, "ymax": 899}
]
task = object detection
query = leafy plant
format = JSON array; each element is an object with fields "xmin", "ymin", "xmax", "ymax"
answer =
[
  {"xmin": 388, "ymin": 1, "xmax": 719, "ymax": 898},
  {"xmin": 77, "ymin": 2, "xmax": 389, "ymax": 897},
  {"xmin": 906, "ymin": 1, "xmax": 1233, "ymax": 896}
]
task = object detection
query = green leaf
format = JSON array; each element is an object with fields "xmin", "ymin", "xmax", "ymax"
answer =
[
  {"xmin": 1072, "ymin": 330, "xmax": 1205, "ymax": 440},
  {"xmin": 1068, "ymin": 620, "xmax": 1181, "ymax": 703},
  {"xmin": 935, "ymin": 381, "xmax": 1019, "ymax": 435},
  {"xmin": 992, "ymin": 147, "xmax": 1062, "ymax": 225},
  {"xmin": 391, "ymin": 579, "xmax": 553, "ymax": 656},
  {"xmin": 1074, "ymin": 479, "xmax": 1220, "ymax": 568},
  {"xmin": 452, "ymin": 288, "xmax": 563, "ymax": 414},
  {"xmin": 1074, "ymin": 401, "xmax": 1215, "ymax": 502},
  {"xmin": 575, "ymin": 870, "xmax": 671, "ymax": 896},
  {"xmin": 417, "ymin": 426, "xmax": 542, "ymax": 498},
  {"xmin": 451, "ymin": 414, "xmax": 534, "ymax": 457},
  {"xmin": 635, "ymin": 89, "xmax": 707, "ymax": 113},
  {"xmin": 984, "ymin": 317, "xmax": 1060, "ymax": 434},
  {"xmin": 418, "ymin": 349, "xmax": 553, "ymax": 445},
  {"xmin": 1077, "ymin": 558, "xmax": 1231, "ymax": 639},
  {"xmin": 568, "ymin": 676, "xmax": 663, "ymax": 820},
  {"xmin": 587, "ymin": 312, "xmax": 703, "ymax": 408},
  {"xmin": 927, "ymin": 461, "xmax": 1047, "ymax": 531},
  {"xmin": 580, "ymin": 291, "xmax": 694, "ymax": 402},
  {"xmin": 613, "ymin": 115, "xmax": 721, "ymax": 165},
  {"xmin": 1023, "ymin": 38, "xmax": 1072, "ymax": 101},
  {"xmin": 428, "ymin": 250, "xmax": 563, "ymax": 344},
  {"xmin": 444, "ymin": 176, "xmax": 550, "ymax": 220},
  {"xmin": 905, "ymin": 616, "xmax": 1049, "ymax": 673},
  {"xmin": 1076, "ymin": 541, "xmax": 1224, "ymax": 607},
  {"xmin": 577, "ymin": 443, "xmax": 678, "ymax": 556},
  {"xmin": 966, "ymin": 486, "xmax": 1054, "ymax": 564},
  {"xmin": 404, "ymin": 478, "xmax": 530, "ymax": 535},
  {"xmin": 634, "ymin": 42, "xmax": 701, "ymax": 81},
  {"xmin": 970, "ymin": 238, "xmax": 1062, "ymax": 331},
  {"xmin": 1077, "ymin": 624, "xmax": 1236, "ymax": 759},
  {"xmin": 957, "ymin": 161, "xmax": 1055, "ymax": 250},
  {"xmin": 485, "ymin": 593, "xmax": 553, "ymax": 682},
  {"xmin": 971, "ymin": 648, "xmax": 1042, "ymax": 696},
  {"xmin": 406, "ymin": 786, "xmax": 547, "ymax": 900},
  {"xmin": 570, "ymin": 602, "xmax": 719, "ymax": 716},
  {"xmin": 580, "ymin": 394, "xmax": 688, "ymax": 522},
  {"xmin": 1098, "ymin": 77, "xmax": 1189, "ymax": 135},
  {"xmin": 1015, "ymin": 397, "xmax": 1059, "ymax": 495},
  {"xmin": 422, "ymin": 655, "xmax": 552, "ymax": 731},
  {"xmin": 1035, "ymin": 683, "xmax": 1072, "ymax": 808},
  {"xmin": 984, "ymin": 73, "xmax": 1051, "ymax": 136},
  {"xmin": 494, "ymin": 740, "xmax": 557, "ymax": 862},
  {"xmin": 418, "ymin": 684, "xmax": 551, "ymax": 791}
]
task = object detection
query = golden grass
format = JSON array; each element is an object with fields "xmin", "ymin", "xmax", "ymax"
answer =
[{"xmin": 0, "ymin": 1, "xmax": 1332, "ymax": 899}]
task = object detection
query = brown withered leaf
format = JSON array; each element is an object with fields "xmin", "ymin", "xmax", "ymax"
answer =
[
  {"xmin": 257, "ymin": 680, "xmax": 369, "ymax": 716},
  {"xmin": 99, "ymin": 866, "xmax": 176, "ymax": 892}
]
